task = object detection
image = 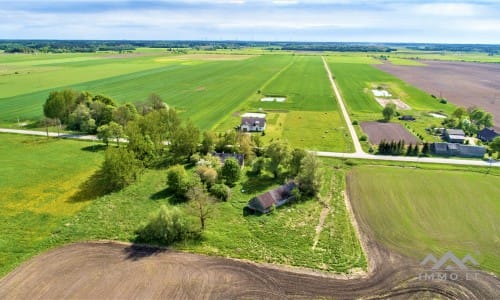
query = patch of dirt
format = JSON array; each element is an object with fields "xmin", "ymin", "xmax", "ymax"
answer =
[
  {"xmin": 361, "ymin": 121, "xmax": 419, "ymax": 144},
  {"xmin": 375, "ymin": 98, "xmax": 411, "ymax": 110},
  {"xmin": 376, "ymin": 60, "xmax": 500, "ymax": 131}
]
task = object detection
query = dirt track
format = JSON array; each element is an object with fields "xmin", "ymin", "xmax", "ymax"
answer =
[
  {"xmin": 1, "ymin": 221, "xmax": 498, "ymax": 299},
  {"xmin": 376, "ymin": 61, "xmax": 500, "ymax": 131}
]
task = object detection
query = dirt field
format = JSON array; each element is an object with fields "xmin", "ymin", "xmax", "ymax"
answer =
[
  {"xmin": 361, "ymin": 121, "xmax": 419, "ymax": 144},
  {"xmin": 376, "ymin": 61, "xmax": 500, "ymax": 131}
]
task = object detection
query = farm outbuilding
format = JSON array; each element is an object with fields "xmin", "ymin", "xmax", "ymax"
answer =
[
  {"xmin": 247, "ymin": 182, "xmax": 297, "ymax": 214},
  {"xmin": 240, "ymin": 113, "xmax": 266, "ymax": 132},
  {"xmin": 443, "ymin": 129, "xmax": 465, "ymax": 144},
  {"xmin": 431, "ymin": 142, "xmax": 486, "ymax": 158},
  {"xmin": 477, "ymin": 128, "xmax": 499, "ymax": 142}
]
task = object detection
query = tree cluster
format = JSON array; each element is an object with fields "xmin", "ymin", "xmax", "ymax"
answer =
[
  {"xmin": 442, "ymin": 106, "xmax": 494, "ymax": 135},
  {"xmin": 378, "ymin": 140, "xmax": 430, "ymax": 156}
]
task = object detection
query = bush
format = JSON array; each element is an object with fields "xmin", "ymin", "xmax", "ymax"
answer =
[
  {"xmin": 359, "ymin": 135, "xmax": 368, "ymax": 142},
  {"xmin": 440, "ymin": 98, "xmax": 448, "ymax": 104},
  {"xmin": 167, "ymin": 165, "xmax": 198, "ymax": 198},
  {"xmin": 209, "ymin": 184, "xmax": 231, "ymax": 201},
  {"xmin": 135, "ymin": 206, "xmax": 196, "ymax": 245},
  {"xmin": 344, "ymin": 159, "xmax": 357, "ymax": 166},
  {"xmin": 100, "ymin": 147, "xmax": 143, "ymax": 192},
  {"xmin": 352, "ymin": 120, "xmax": 359, "ymax": 125},
  {"xmin": 220, "ymin": 158, "xmax": 241, "ymax": 186}
]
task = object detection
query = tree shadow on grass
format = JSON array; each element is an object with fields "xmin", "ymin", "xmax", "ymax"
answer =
[
  {"xmin": 67, "ymin": 169, "xmax": 113, "ymax": 202},
  {"xmin": 241, "ymin": 174, "xmax": 280, "ymax": 194},
  {"xmin": 81, "ymin": 144, "xmax": 107, "ymax": 153},
  {"xmin": 123, "ymin": 243, "xmax": 168, "ymax": 261},
  {"xmin": 149, "ymin": 188, "xmax": 171, "ymax": 200}
]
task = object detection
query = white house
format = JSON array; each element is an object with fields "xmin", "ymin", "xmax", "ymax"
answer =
[{"xmin": 240, "ymin": 113, "xmax": 266, "ymax": 132}]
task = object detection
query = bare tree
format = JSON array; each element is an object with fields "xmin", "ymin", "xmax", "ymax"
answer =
[{"xmin": 186, "ymin": 184, "xmax": 214, "ymax": 230}]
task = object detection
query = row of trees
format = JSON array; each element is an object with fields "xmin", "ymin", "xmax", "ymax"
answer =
[{"xmin": 378, "ymin": 140, "xmax": 430, "ymax": 156}]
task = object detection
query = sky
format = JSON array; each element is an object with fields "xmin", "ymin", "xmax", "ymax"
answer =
[{"xmin": 1, "ymin": 0, "xmax": 500, "ymax": 43}]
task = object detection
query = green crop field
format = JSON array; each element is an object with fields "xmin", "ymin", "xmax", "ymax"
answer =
[
  {"xmin": 214, "ymin": 55, "xmax": 353, "ymax": 152},
  {"xmin": 0, "ymin": 134, "xmax": 102, "ymax": 276},
  {"xmin": 347, "ymin": 165, "xmax": 500, "ymax": 274},
  {"xmin": 0, "ymin": 54, "xmax": 292, "ymax": 129}
]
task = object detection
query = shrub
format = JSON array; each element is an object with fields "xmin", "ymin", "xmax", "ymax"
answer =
[
  {"xmin": 345, "ymin": 159, "xmax": 357, "ymax": 166},
  {"xmin": 352, "ymin": 120, "xmax": 359, "ymax": 125},
  {"xmin": 359, "ymin": 135, "xmax": 368, "ymax": 142},
  {"xmin": 440, "ymin": 98, "xmax": 448, "ymax": 104},
  {"xmin": 167, "ymin": 165, "xmax": 198, "ymax": 198},
  {"xmin": 220, "ymin": 158, "xmax": 241, "ymax": 186},
  {"xmin": 209, "ymin": 184, "xmax": 231, "ymax": 201},
  {"xmin": 135, "ymin": 206, "xmax": 196, "ymax": 245}
]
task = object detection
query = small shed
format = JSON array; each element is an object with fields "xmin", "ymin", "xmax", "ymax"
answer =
[
  {"xmin": 399, "ymin": 115, "xmax": 415, "ymax": 121},
  {"xmin": 247, "ymin": 182, "xmax": 297, "ymax": 214},
  {"xmin": 477, "ymin": 128, "xmax": 499, "ymax": 142},
  {"xmin": 444, "ymin": 129, "xmax": 465, "ymax": 144}
]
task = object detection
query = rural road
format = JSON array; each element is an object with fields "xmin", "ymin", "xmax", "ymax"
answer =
[
  {"xmin": 1, "ymin": 128, "xmax": 499, "ymax": 168},
  {"xmin": 322, "ymin": 56, "xmax": 363, "ymax": 154}
]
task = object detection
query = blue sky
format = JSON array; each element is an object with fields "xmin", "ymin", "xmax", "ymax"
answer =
[{"xmin": 1, "ymin": 0, "xmax": 499, "ymax": 43}]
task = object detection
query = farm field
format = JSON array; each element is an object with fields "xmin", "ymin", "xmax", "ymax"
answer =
[
  {"xmin": 0, "ymin": 134, "xmax": 102, "ymax": 276},
  {"xmin": 376, "ymin": 60, "xmax": 500, "ymax": 132},
  {"xmin": 215, "ymin": 55, "xmax": 352, "ymax": 152},
  {"xmin": 0, "ymin": 54, "xmax": 291, "ymax": 129},
  {"xmin": 347, "ymin": 165, "xmax": 500, "ymax": 274},
  {"xmin": 360, "ymin": 122, "xmax": 419, "ymax": 144},
  {"xmin": 326, "ymin": 56, "xmax": 458, "ymax": 143}
]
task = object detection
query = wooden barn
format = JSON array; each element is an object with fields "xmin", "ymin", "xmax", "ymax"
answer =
[{"xmin": 247, "ymin": 182, "xmax": 297, "ymax": 214}]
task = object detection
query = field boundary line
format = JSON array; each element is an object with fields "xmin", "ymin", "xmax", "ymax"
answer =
[{"xmin": 321, "ymin": 56, "xmax": 363, "ymax": 154}]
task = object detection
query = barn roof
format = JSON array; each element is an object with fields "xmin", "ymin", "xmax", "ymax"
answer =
[{"xmin": 247, "ymin": 182, "xmax": 296, "ymax": 213}]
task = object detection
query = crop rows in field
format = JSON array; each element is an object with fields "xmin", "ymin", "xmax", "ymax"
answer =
[{"xmin": 347, "ymin": 165, "xmax": 500, "ymax": 274}]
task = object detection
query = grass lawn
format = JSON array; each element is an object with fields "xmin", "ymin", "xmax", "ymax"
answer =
[
  {"xmin": 40, "ymin": 158, "xmax": 366, "ymax": 274},
  {"xmin": 347, "ymin": 165, "xmax": 500, "ymax": 274},
  {"xmin": 0, "ymin": 134, "xmax": 102, "ymax": 277}
]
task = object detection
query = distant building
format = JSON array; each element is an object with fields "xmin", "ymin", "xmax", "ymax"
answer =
[
  {"xmin": 443, "ymin": 129, "xmax": 465, "ymax": 144},
  {"xmin": 477, "ymin": 128, "xmax": 499, "ymax": 142},
  {"xmin": 398, "ymin": 115, "xmax": 415, "ymax": 121},
  {"xmin": 240, "ymin": 113, "xmax": 266, "ymax": 132},
  {"xmin": 431, "ymin": 142, "xmax": 486, "ymax": 158},
  {"xmin": 247, "ymin": 182, "xmax": 297, "ymax": 214}
]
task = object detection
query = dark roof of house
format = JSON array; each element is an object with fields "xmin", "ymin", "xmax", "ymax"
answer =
[
  {"xmin": 241, "ymin": 117, "xmax": 266, "ymax": 126},
  {"xmin": 247, "ymin": 182, "xmax": 296, "ymax": 212},
  {"xmin": 445, "ymin": 129, "xmax": 465, "ymax": 136},
  {"xmin": 477, "ymin": 128, "xmax": 498, "ymax": 140}
]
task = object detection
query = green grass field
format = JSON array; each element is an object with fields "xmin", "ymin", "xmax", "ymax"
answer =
[
  {"xmin": 214, "ymin": 55, "xmax": 353, "ymax": 152},
  {"xmin": 0, "ymin": 134, "xmax": 102, "ymax": 276},
  {"xmin": 347, "ymin": 165, "xmax": 500, "ymax": 274},
  {"xmin": 45, "ymin": 164, "xmax": 366, "ymax": 274},
  {"xmin": 0, "ymin": 54, "xmax": 292, "ymax": 129}
]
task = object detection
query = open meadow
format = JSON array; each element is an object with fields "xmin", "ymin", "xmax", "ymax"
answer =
[
  {"xmin": 0, "ymin": 134, "xmax": 102, "ymax": 276},
  {"xmin": 347, "ymin": 165, "xmax": 500, "ymax": 274}
]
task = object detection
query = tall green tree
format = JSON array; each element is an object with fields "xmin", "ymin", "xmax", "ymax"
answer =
[
  {"xmin": 201, "ymin": 131, "xmax": 216, "ymax": 154},
  {"xmin": 100, "ymin": 147, "xmax": 143, "ymax": 192},
  {"xmin": 297, "ymin": 153, "xmax": 323, "ymax": 196},
  {"xmin": 166, "ymin": 165, "xmax": 198, "ymax": 198},
  {"xmin": 220, "ymin": 158, "xmax": 241, "ymax": 186},
  {"xmin": 43, "ymin": 89, "xmax": 78, "ymax": 123},
  {"xmin": 289, "ymin": 148, "xmax": 307, "ymax": 177},
  {"xmin": 382, "ymin": 103, "xmax": 397, "ymax": 121},
  {"xmin": 490, "ymin": 137, "xmax": 500, "ymax": 155},
  {"xmin": 170, "ymin": 122, "xmax": 200, "ymax": 161},
  {"xmin": 265, "ymin": 141, "xmax": 290, "ymax": 178}
]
